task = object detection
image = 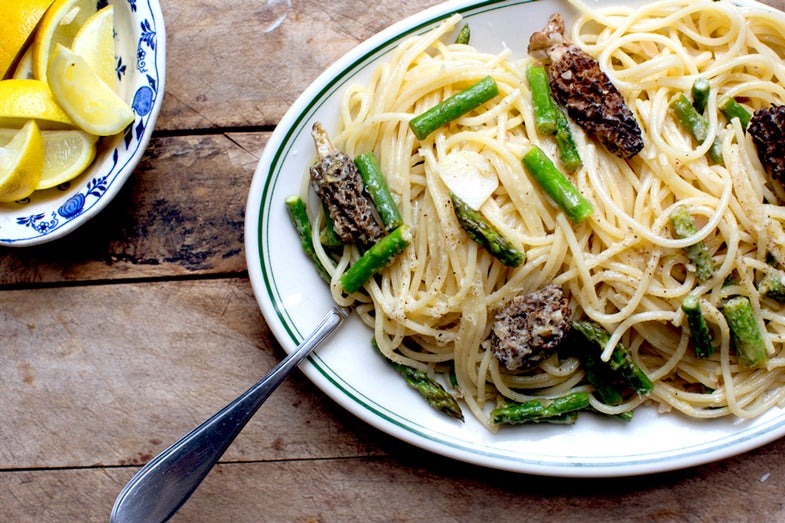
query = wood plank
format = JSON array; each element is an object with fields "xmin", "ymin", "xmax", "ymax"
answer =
[
  {"xmin": 3, "ymin": 446, "xmax": 785, "ymax": 523},
  {"xmin": 0, "ymin": 278, "xmax": 384, "ymax": 469},
  {"xmin": 158, "ymin": 1, "xmax": 445, "ymax": 131},
  {"xmin": 4, "ymin": 2, "xmax": 785, "ymax": 522},
  {"xmin": 4, "ymin": 276, "xmax": 785, "ymax": 522},
  {"xmin": 156, "ymin": 0, "xmax": 785, "ymax": 132},
  {"xmin": 165, "ymin": 448, "xmax": 785, "ymax": 522},
  {"xmin": 0, "ymin": 132, "xmax": 266, "ymax": 285}
]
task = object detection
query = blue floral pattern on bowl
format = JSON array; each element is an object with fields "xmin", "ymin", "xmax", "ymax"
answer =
[{"xmin": 0, "ymin": 0, "xmax": 166, "ymax": 246}]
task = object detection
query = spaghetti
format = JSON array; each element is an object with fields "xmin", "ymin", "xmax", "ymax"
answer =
[{"xmin": 302, "ymin": 0, "xmax": 785, "ymax": 430}]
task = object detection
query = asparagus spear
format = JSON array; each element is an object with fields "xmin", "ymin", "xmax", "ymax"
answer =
[
  {"xmin": 581, "ymin": 355, "xmax": 623, "ymax": 405},
  {"xmin": 372, "ymin": 339, "xmax": 464, "ymax": 421},
  {"xmin": 722, "ymin": 296, "xmax": 768, "ymax": 368},
  {"xmin": 525, "ymin": 65, "xmax": 582, "ymax": 171},
  {"xmin": 491, "ymin": 391, "xmax": 589, "ymax": 425},
  {"xmin": 354, "ymin": 152, "xmax": 404, "ymax": 231},
  {"xmin": 671, "ymin": 93, "xmax": 709, "ymax": 141},
  {"xmin": 526, "ymin": 64, "xmax": 558, "ymax": 135},
  {"xmin": 340, "ymin": 224, "xmax": 411, "ymax": 294},
  {"xmin": 681, "ymin": 294, "xmax": 716, "ymax": 359},
  {"xmin": 450, "ymin": 193, "xmax": 525, "ymax": 267},
  {"xmin": 409, "ymin": 75, "xmax": 499, "ymax": 140},
  {"xmin": 571, "ymin": 321, "xmax": 654, "ymax": 399},
  {"xmin": 319, "ymin": 202, "xmax": 344, "ymax": 249},
  {"xmin": 691, "ymin": 77, "xmax": 710, "ymax": 114},
  {"xmin": 521, "ymin": 145, "xmax": 594, "ymax": 223},
  {"xmin": 758, "ymin": 270, "xmax": 785, "ymax": 302},
  {"xmin": 719, "ymin": 96, "xmax": 752, "ymax": 129},
  {"xmin": 455, "ymin": 24, "xmax": 470, "ymax": 45},
  {"xmin": 554, "ymin": 106, "xmax": 582, "ymax": 173},
  {"xmin": 669, "ymin": 204, "xmax": 715, "ymax": 282},
  {"xmin": 527, "ymin": 411, "xmax": 580, "ymax": 424},
  {"xmin": 449, "ymin": 369, "xmax": 459, "ymax": 389},
  {"xmin": 669, "ymin": 93, "xmax": 723, "ymax": 165},
  {"xmin": 285, "ymin": 195, "xmax": 332, "ymax": 283}
]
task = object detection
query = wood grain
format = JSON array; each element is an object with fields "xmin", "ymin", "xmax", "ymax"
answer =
[
  {"xmin": 3, "ymin": 1, "xmax": 785, "ymax": 521},
  {"xmin": 3, "ymin": 441, "xmax": 785, "ymax": 522},
  {"xmin": 158, "ymin": 1, "xmax": 444, "ymax": 131},
  {"xmin": 4, "ymin": 278, "xmax": 785, "ymax": 522},
  {"xmin": 156, "ymin": 0, "xmax": 785, "ymax": 132},
  {"xmin": 0, "ymin": 278, "xmax": 388, "ymax": 469},
  {"xmin": 0, "ymin": 132, "xmax": 264, "ymax": 284}
]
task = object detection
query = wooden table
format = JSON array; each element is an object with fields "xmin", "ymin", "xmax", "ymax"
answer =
[{"xmin": 3, "ymin": 1, "xmax": 785, "ymax": 521}]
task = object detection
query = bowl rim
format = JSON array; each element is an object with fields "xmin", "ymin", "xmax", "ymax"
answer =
[{"xmin": 0, "ymin": 0, "xmax": 167, "ymax": 247}]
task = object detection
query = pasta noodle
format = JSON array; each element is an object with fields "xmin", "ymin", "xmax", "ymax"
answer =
[{"xmin": 305, "ymin": 0, "xmax": 785, "ymax": 430}]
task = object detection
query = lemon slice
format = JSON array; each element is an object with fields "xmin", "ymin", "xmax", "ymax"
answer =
[
  {"xmin": 0, "ymin": 79, "xmax": 75, "ymax": 129},
  {"xmin": 31, "ymin": 0, "xmax": 96, "ymax": 82},
  {"xmin": 0, "ymin": 128, "xmax": 98, "ymax": 189},
  {"xmin": 0, "ymin": 0, "xmax": 55, "ymax": 78},
  {"xmin": 36, "ymin": 129, "xmax": 97, "ymax": 189},
  {"xmin": 47, "ymin": 44, "xmax": 134, "ymax": 136},
  {"xmin": 0, "ymin": 120, "xmax": 44, "ymax": 203},
  {"xmin": 72, "ymin": 5, "xmax": 117, "ymax": 91}
]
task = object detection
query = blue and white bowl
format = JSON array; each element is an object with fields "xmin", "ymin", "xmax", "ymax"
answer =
[{"xmin": 0, "ymin": 0, "xmax": 166, "ymax": 246}]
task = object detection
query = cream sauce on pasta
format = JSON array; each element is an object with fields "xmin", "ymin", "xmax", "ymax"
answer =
[{"xmin": 305, "ymin": 0, "xmax": 785, "ymax": 430}]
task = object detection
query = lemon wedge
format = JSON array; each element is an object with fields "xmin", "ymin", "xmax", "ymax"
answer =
[
  {"xmin": 31, "ymin": 0, "xmax": 96, "ymax": 82},
  {"xmin": 72, "ymin": 5, "xmax": 117, "ymax": 91},
  {"xmin": 47, "ymin": 43, "xmax": 134, "ymax": 136},
  {"xmin": 0, "ymin": 79, "xmax": 75, "ymax": 129},
  {"xmin": 0, "ymin": 120, "xmax": 45, "ymax": 203},
  {"xmin": 0, "ymin": 128, "xmax": 97, "ymax": 190},
  {"xmin": 0, "ymin": 0, "xmax": 55, "ymax": 78},
  {"xmin": 36, "ymin": 129, "xmax": 97, "ymax": 189}
]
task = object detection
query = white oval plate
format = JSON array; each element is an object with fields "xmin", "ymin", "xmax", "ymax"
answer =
[
  {"xmin": 0, "ymin": 0, "xmax": 166, "ymax": 246},
  {"xmin": 245, "ymin": 0, "xmax": 785, "ymax": 476}
]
